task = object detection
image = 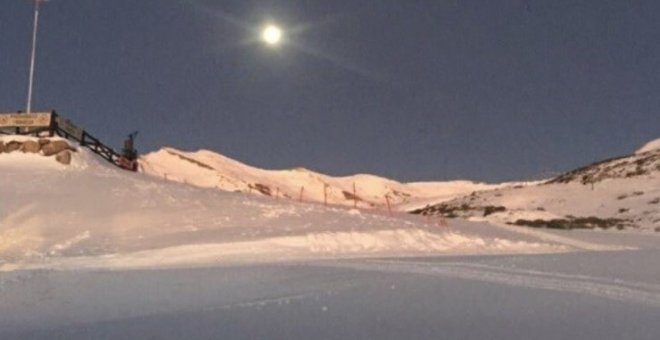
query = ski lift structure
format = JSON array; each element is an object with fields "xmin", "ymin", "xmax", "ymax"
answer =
[{"xmin": 0, "ymin": 110, "xmax": 139, "ymax": 171}]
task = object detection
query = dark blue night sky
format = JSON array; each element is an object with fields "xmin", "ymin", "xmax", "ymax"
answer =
[{"xmin": 1, "ymin": 0, "xmax": 658, "ymax": 182}]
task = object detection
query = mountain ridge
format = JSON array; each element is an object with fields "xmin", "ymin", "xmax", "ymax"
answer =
[
  {"xmin": 139, "ymin": 147, "xmax": 511, "ymax": 209},
  {"xmin": 411, "ymin": 138, "xmax": 660, "ymax": 231}
]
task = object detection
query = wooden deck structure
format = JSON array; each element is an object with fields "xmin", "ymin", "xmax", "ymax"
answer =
[{"xmin": 0, "ymin": 110, "xmax": 137, "ymax": 171}]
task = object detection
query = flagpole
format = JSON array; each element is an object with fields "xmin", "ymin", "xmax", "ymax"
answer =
[{"xmin": 26, "ymin": 0, "xmax": 42, "ymax": 114}]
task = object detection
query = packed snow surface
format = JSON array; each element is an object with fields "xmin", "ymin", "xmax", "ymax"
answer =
[{"xmin": 2, "ymin": 241, "xmax": 659, "ymax": 339}]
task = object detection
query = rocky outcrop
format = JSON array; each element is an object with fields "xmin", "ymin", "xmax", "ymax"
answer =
[
  {"xmin": 250, "ymin": 183, "xmax": 272, "ymax": 196},
  {"xmin": 164, "ymin": 149, "xmax": 214, "ymax": 170},
  {"xmin": 547, "ymin": 148, "xmax": 660, "ymax": 185}
]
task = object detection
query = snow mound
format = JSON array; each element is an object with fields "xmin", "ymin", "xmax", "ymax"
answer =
[{"xmin": 8, "ymin": 229, "xmax": 563, "ymax": 270}]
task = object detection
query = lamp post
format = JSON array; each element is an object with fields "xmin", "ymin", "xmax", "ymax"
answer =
[{"xmin": 26, "ymin": 0, "xmax": 46, "ymax": 114}]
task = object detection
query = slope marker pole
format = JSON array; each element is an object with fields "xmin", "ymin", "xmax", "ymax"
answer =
[
  {"xmin": 323, "ymin": 184, "xmax": 328, "ymax": 206},
  {"xmin": 385, "ymin": 195, "xmax": 392, "ymax": 217}
]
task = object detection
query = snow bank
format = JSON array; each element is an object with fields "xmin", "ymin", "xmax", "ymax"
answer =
[{"xmin": 5, "ymin": 228, "xmax": 564, "ymax": 271}]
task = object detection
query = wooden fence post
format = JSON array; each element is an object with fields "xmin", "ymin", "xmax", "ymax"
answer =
[
  {"xmin": 385, "ymin": 194, "xmax": 392, "ymax": 217},
  {"xmin": 353, "ymin": 182, "xmax": 357, "ymax": 208},
  {"xmin": 323, "ymin": 184, "xmax": 328, "ymax": 206},
  {"xmin": 299, "ymin": 186, "xmax": 305, "ymax": 202}
]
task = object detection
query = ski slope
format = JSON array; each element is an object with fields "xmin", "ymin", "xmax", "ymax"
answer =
[
  {"xmin": 2, "ymin": 240, "xmax": 659, "ymax": 339},
  {"xmin": 1, "ymin": 136, "xmax": 563, "ymax": 270},
  {"xmin": 2, "ymin": 135, "xmax": 660, "ymax": 339},
  {"xmin": 2, "ymin": 135, "xmax": 658, "ymax": 269}
]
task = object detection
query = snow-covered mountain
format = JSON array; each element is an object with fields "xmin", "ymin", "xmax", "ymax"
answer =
[
  {"xmin": 547, "ymin": 138, "xmax": 660, "ymax": 185},
  {"xmin": 0, "ymin": 136, "xmax": 558, "ymax": 269},
  {"xmin": 2, "ymin": 134, "xmax": 658, "ymax": 270},
  {"xmin": 412, "ymin": 138, "xmax": 660, "ymax": 231},
  {"xmin": 139, "ymin": 147, "xmax": 511, "ymax": 209}
]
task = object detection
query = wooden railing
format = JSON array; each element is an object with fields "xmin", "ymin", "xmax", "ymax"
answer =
[{"xmin": 0, "ymin": 110, "xmax": 137, "ymax": 171}]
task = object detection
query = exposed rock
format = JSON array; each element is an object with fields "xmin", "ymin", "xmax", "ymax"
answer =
[
  {"xmin": 21, "ymin": 140, "xmax": 41, "ymax": 153},
  {"xmin": 249, "ymin": 183, "xmax": 272, "ymax": 196},
  {"xmin": 42, "ymin": 140, "xmax": 71, "ymax": 156},
  {"xmin": 1, "ymin": 138, "xmax": 74, "ymax": 165},
  {"xmin": 342, "ymin": 190, "xmax": 364, "ymax": 202},
  {"xmin": 5, "ymin": 141, "xmax": 22, "ymax": 153},
  {"xmin": 547, "ymin": 148, "xmax": 660, "ymax": 185},
  {"xmin": 510, "ymin": 217, "xmax": 634, "ymax": 230},
  {"xmin": 483, "ymin": 205, "xmax": 507, "ymax": 216},
  {"xmin": 165, "ymin": 149, "xmax": 213, "ymax": 170},
  {"xmin": 55, "ymin": 150, "xmax": 72, "ymax": 165},
  {"xmin": 411, "ymin": 202, "xmax": 477, "ymax": 218}
]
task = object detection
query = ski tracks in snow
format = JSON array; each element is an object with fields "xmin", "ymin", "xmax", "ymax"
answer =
[
  {"xmin": 321, "ymin": 259, "xmax": 660, "ymax": 308},
  {"xmin": 215, "ymin": 292, "xmax": 316, "ymax": 310}
]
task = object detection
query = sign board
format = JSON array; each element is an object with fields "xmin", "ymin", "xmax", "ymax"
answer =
[
  {"xmin": 0, "ymin": 112, "xmax": 52, "ymax": 127},
  {"xmin": 55, "ymin": 116, "xmax": 84, "ymax": 140}
]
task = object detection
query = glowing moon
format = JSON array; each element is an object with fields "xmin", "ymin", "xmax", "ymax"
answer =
[{"xmin": 261, "ymin": 25, "xmax": 282, "ymax": 45}]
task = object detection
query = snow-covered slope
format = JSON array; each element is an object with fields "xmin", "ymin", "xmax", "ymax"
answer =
[
  {"xmin": 139, "ymin": 147, "xmax": 509, "ymax": 210},
  {"xmin": 547, "ymin": 141, "xmax": 660, "ymax": 185},
  {"xmin": 412, "ymin": 138, "xmax": 660, "ymax": 231},
  {"xmin": 635, "ymin": 137, "xmax": 660, "ymax": 155},
  {"xmin": 1, "ymin": 136, "xmax": 562, "ymax": 270},
  {"xmin": 3, "ymin": 134, "xmax": 658, "ymax": 271},
  {"xmin": 4, "ymin": 136, "xmax": 660, "ymax": 339}
]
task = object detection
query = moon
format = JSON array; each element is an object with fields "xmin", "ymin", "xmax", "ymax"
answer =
[{"xmin": 261, "ymin": 25, "xmax": 283, "ymax": 45}]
